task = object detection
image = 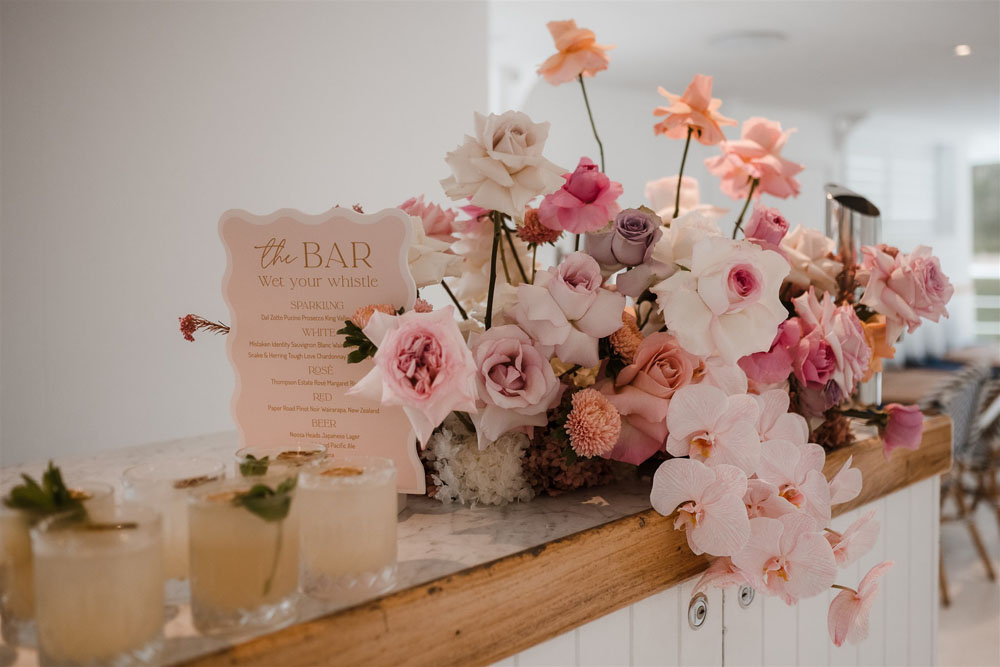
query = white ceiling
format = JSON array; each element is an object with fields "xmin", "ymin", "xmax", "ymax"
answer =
[{"xmin": 491, "ymin": 0, "xmax": 1000, "ymax": 134}]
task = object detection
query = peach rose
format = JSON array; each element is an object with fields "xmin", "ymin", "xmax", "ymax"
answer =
[
  {"xmin": 705, "ymin": 117, "xmax": 804, "ymax": 200},
  {"xmin": 597, "ymin": 332, "xmax": 700, "ymax": 465},
  {"xmin": 537, "ymin": 20, "xmax": 614, "ymax": 85},
  {"xmin": 653, "ymin": 74, "xmax": 736, "ymax": 146}
]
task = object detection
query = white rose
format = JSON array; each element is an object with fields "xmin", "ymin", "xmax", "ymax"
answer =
[
  {"xmin": 407, "ymin": 215, "xmax": 460, "ymax": 288},
  {"xmin": 440, "ymin": 111, "xmax": 565, "ymax": 218},
  {"xmin": 780, "ymin": 225, "xmax": 843, "ymax": 295}
]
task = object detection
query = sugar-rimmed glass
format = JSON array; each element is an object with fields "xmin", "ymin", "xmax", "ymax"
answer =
[
  {"xmin": 234, "ymin": 444, "xmax": 327, "ymax": 478},
  {"xmin": 31, "ymin": 505, "xmax": 163, "ymax": 666},
  {"xmin": 0, "ymin": 480, "xmax": 113, "ymax": 648},
  {"xmin": 187, "ymin": 475, "xmax": 299, "ymax": 635},
  {"xmin": 122, "ymin": 457, "xmax": 225, "ymax": 585},
  {"xmin": 298, "ymin": 456, "xmax": 397, "ymax": 602}
]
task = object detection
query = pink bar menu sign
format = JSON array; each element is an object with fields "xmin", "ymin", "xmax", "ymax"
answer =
[{"xmin": 220, "ymin": 206, "xmax": 425, "ymax": 493}]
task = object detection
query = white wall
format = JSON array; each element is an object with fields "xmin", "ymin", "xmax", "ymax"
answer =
[
  {"xmin": 0, "ymin": 1, "xmax": 489, "ymax": 465},
  {"xmin": 519, "ymin": 79, "xmax": 839, "ymax": 234}
]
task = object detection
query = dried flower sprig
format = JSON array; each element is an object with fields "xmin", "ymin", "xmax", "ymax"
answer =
[{"xmin": 179, "ymin": 314, "xmax": 230, "ymax": 342}]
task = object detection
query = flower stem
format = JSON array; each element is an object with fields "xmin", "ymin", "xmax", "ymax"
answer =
[
  {"xmin": 485, "ymin": 211, "xmax": 502, "ymax": 329},
  {"xmin": 440, "ymin": 281, "xmax": 468, "ymax": 320},
  {"xmin": 574, "ymin": 234, "xmax": 581, "ymax": 252},
  {"xmin": 731, "ymin": 178, "xmax": 759, "ymax": 239},
  {"xmin": 674, "ymin": 127, "xmax": 693, "ymax": 219},
  {"xmin": 831, "ymin": 584, "xmax": 856, "ymax": 593},
  {"xmin": 498, "ymin": 225, "xmax": 512, "ymax": 284},
  {"xmin": 503, "ymin": 225, "xmax": 529, "ymax": 283},
  {"xmin": 263, "ymin": 521, "xmax": 283, "ymax": 597},
  {"xmin": 577, "ymin": 74, "xmax": 605, "ymax": 173},
  {"xmin": 531, "ymin": 245, "xmax": 537, "ymax": 284}
]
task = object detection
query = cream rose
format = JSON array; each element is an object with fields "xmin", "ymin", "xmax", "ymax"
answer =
[
  {"xmin": 440, "ymin": 111, "xmax": 565, "ymax": 218},
  {"xmin": 780, "ymin": 225, "xmax": 843, "ymax": 295}
]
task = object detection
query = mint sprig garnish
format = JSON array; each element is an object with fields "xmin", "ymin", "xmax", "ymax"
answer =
[
  {"xmin": 232, "ymin": 477, "xmax": 297, "ymax": 595},
  {"xmin": 239, "ymin": 453, "xmax": 270, "ymax": 477},
  {"xmin": 3, "ymin": 462, "xmax": 83, "ymax": 516},
  {"xmin": 232, "ymin": 477, "xmax": 296, "ymax": 522}
]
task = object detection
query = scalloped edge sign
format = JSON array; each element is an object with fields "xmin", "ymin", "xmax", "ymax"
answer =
[{"xmin": 220, "ymin": 206, "xmax": 424, "ymax": 493}]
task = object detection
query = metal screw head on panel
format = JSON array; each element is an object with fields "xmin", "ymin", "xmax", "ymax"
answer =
[
  {"xmin": 738, "ymin": 585, "xmax": 755, "ymax": 608},
  {"xmin": 688, "ymin": 593, "xmax": 708, "ymax": 629}
]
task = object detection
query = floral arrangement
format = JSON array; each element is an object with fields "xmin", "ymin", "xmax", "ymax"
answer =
[{"xmin": 180, "ymin": 19, "xmax": 954, "ymax": 648}]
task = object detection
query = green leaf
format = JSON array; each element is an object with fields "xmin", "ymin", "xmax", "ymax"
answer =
[
  {"xmin": 3, "ymin": 462, "xmax": 83, "ymax": 516},
  {"xmin": 239, "ymin": 453, "xmax": 270, "ymax": 477},
  {"xmin": 233, "ymin": 477, "xmax": 297, "ymax": 522}
]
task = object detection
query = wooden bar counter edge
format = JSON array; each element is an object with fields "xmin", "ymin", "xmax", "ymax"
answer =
[{"xmin": 185, "ymin": 414, "xmax": 952, "ymax": 667}]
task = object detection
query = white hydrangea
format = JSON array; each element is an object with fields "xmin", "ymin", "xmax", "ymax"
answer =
[{"xmin": 424, "ymin": 415, "xmax": 534, "ymax": 506}]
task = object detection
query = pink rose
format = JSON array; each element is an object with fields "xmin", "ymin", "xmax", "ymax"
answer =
[
  {"xmin": 881, "ymin": 403, "xmax": 923, "ymax": 459},
  {"xmin": 859, "ymin": 245, "xmax": 954, "ymax": 344},
  {"xmin": 705, "ymin": 117, "xmax": 804, "ymax": 200},
  {"xmin": 468, "ymin": 325, "xmax": 563, "ymax": 450},
  {"xmin": 508, "ymin": 252, "xmax": 625, "ymax": 367},
  {"xmin": 347, "ymin": 307, "xmax": 478, "ymax": 446},
  {"xmin": 739, "ymin": 319, "xmax": 800, "ymax": 385},
  {"xmin": 597, "ymin": 332, "xmax": 699, "ymax": 465},
  {"xmin": 538, "ymin": 157, "xmax": 623, "ymax": 234},
  {"xmin": 399, "ymin": 195, "xmax": 458, "ymax": 242},
  {"xmin": 744, "ymin": 205, "xmax": 789, "ymax": 250},
  {"xmin": 792, "ymin": 289, "xmax": 871, "ymax": 401}
]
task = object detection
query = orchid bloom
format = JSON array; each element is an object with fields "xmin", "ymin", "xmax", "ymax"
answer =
[
  {"xmin": 826, "ymin": 510, "xmax": 879, "ymax": 567},
  {"xmin": 665, "ymin": 384, "xmax": 762, "ymax": 475},
  {"xmin": 828, "ymin": 561, "xmax": 894, "ymax": 646},
  {"xmin": 693, "ymin": 556, "xmax": 749, "ymax": 595},
  {"xmin": 653, "ymin": 74, "xmax": 736, "ymax": 146},
  {"xmin": 744, "ymin": 479, "xmax": 795, "ymax": 519},
  {"xmin": 755, "ymin": 389, "xmax": 809, "ymax": 444},
  {"xmin": 828, "ymin": 455, "xmax": 863, "ymax": 505},
  {"xmin": 650, "ymin": 458, "xmax": 750, "ymax": 557},
  {"xmin": 733, "ymin": 513, "xmax": 838, "ymax": 605},
  {"xmin": 756, "ymin": 440, "xmax": 832, "ymax": 524}
]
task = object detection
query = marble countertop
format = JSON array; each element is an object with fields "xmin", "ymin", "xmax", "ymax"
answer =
[{"xmin": 0, "ymin": 432, "xmax": 654, "ymax": 666}]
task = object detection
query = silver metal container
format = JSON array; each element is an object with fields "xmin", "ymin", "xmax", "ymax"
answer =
[{"xmin": 824, "ymin": 184, "xmax": 883, "ymax": 405}]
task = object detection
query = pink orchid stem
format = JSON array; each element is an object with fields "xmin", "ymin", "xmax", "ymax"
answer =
[
  {"xmin": 674, "ymin": 127, "xmax": 694, "ymax": 219},
  {"xmin": 732, "ymin": 178, "xmax": 759, "ymax": 239},
  {"xmin": 831, "ymin": 584, "xmax": 857, "ymax": 593},
  {"xmin": 485, "ymin": 211, "xmax": 502, "ymax": 329},
  {"xmin": 824, "ymin": 527, "xmax": 843, "ymax": 539}
]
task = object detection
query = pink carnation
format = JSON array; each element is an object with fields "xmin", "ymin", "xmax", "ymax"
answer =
[
  {"xmin": 705, "ymin": 117, "xmax": 804, "ymax": 200},
  {"xmin": 538, "ymin": 157, "xmax": 623, "ymax": 234},
  {"xmin": 566, "ymin": 389, "xmax": 621, "ymax": 458},
  {"xmin": 347, "ymin": 307, "xmax": 477, "ymax": 446},
  {"xmin": 859, "ymin": 245, "xmax": 954, "ymax": 344},
  {"xmin": 399, "ymin": 195, "xmax": 459, "ymax": 242}
]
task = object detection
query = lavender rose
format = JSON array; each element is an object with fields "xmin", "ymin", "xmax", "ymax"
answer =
[{"xmin": 585, "ymin": 207, "xmax": 663, "ymax": 268}]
